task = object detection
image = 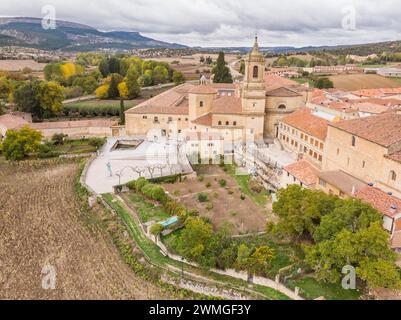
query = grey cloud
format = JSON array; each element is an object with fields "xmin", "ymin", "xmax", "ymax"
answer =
[{"xmin": 0, "ymin": 0, "xmax": 400, "ymax": 47}]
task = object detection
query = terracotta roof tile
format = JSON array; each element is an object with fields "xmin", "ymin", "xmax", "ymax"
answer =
[
  {"xmin": 355, "ymin": 186, "xmax": 401, "ymax": 218},
  {"xmin": 189, "ymin": 85, "xmax": 218, "ymax": 94},
  {"xmin": 284, "ymin": 160, "xmax": 320, "ymax": 186},
  {"xmin": 330, "ymin": 112, "xmax": 401, "ymax": 147},
  {"xmin": 211, "ymin": 96, "xmax": 243, "ymax": 114},
  {"xmin": 126, "ymin": 83, "xmax": 193, "ymax": 115},
  {"xmin": 281, "ymin": 108, "xmax": 329, "ymax": 140},
  {"xmin": 192, "ymin": 113, "xmax": 213, "ymax": 126},
  {"xmin": 387, "ymin": 151, "xmax": 401, "ymax": 164}
]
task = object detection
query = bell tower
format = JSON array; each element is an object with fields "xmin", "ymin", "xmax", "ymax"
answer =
[{"xmin": 242, "ymin": 36, "xmax": 266, "ymax": 113}]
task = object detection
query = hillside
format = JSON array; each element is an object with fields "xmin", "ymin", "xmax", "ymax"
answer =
[{"xmin": 0, "ymin": 17, "xmax": 186, "ymax": 51}]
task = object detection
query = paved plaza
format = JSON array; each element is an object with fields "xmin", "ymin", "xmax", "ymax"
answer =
[{"xmin": 85, "ymin": 137, "xmax": 193, "ymax": 194}]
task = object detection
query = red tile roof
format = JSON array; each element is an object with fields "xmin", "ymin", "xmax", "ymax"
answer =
[
  {"xmin": 284, "ymin": 160, "xmax": 320, "ymax": 186},
  {"xmin": 189, "ymin": 85, "xmax": 218, "ymax": 94},
  {"xmin": 211, "ymin": 96, "xmax": 243, "ymax": 114},
  {"xmin": 126, "ymin": 83, "xmax": 193, "ymax": 115},
  {"xmin": 387, "ymin": 151, "xmax": 401, "ymax": 164},
  {"xmin": 281, "ymin": 108, "xmax": 329, "ymax": 140},
  {"xmin": 355, "ymin": 186, "xmax": 401, "ymax": 218},
  {"xmin": 192, "ymin": 113, "xmax": 213, "ymax": 126},
  {"xmin": 330, "ymin": 112, "xmax": 401, "ymax": 147}
]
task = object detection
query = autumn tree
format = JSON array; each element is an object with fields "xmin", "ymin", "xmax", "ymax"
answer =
[
  {"xmin": 172, "ymin": 71, "xmax": 185, "ymax": 85},
  {"xmin": 177, "ymin": 217, "xmax": 215, "ymax": 268},
  {"xmin": 1, "ymin": 125, "xmax": 43, "ymax": 160},
  {"xmin": 272, "ymin": 185, "xmax": 337, "ymax": 240},
  {"xmin": 14, "ymin": 80, "xmax": 63, "ymax": 119},
  {"xmin": 125, "ymin": 65, "xmax": 141, "ymax": 99}
]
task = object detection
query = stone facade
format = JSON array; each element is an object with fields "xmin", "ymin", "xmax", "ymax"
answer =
[{"xmin": 125, "ymin": 38, "xmax": 309, "ymax": 143}]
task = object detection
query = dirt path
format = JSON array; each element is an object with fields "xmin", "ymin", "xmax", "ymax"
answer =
[{"xmin": 0, "ymin": 159, "xmax": 168, "ymax": 300}]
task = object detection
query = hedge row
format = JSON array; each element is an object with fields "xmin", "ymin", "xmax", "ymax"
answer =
[
  {"xmin": 127, "ymin": 177, "xmax": 187, "ymax": 220},
  {"xmin": 62, "ymin": 103, "xmax": 131, "ymax": 117}
]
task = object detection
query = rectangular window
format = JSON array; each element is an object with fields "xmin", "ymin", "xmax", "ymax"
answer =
[{"xmin": 319, "ymin": 179, "xmax": 326, "ymax": 187}]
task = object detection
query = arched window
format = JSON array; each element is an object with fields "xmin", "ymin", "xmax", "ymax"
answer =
[
  {"xmin": 200, "ymin": 101, "xmax": 204, "ymax": 107},
  {"xmin": 253, "ymin": 66, "xmax": 258, "ymax": 78},
  {"xmin": 278, "ymin": 104, "xmax": 286, "ymax": 109},
  {"xmin": 390, "ymin": 170, "xmax": 397, "ymax": 181},
  {"xmin": 218, "ymin": 121, "xmax": 222, "ymax": 126},
  {"xmin": 233, "ymin": 121, "xmax": 237, "ymax": 126},
  {"xmin": 226, "ymin": 121, "xmax": 229, "ymax": 126}
]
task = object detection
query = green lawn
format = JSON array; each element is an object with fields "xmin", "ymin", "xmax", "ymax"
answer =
[
  {"xmin": 54, "ymin": 138, "xmax": 104, "ymax": 155},
  {"xmin": 287, "ymin": 277, "xmax": 361, "ymax": 300},
  {"xmin": 224, "ymin": 164, "xmax": 270, "ymax": 207},
  {"xmin": 102, "ymin": 193, "xmax": 174, "ymax": 267},
  {"xmin": 125, "ymin": 193, "xmax": 170, "ymax": 223}
]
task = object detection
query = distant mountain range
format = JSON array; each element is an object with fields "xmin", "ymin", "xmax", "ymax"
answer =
[
  {"xmin": 0, "ymin": 17, "xmax": 400, "ymax": 56},
  {"xmin": 0, "ymin": 17, "xmax": 186, "ymax": 51}
]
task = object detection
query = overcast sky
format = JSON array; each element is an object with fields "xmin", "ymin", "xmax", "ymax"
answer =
[{"xmin": 1, "ymin": 0, "xmax": 400, "ymax": 47}]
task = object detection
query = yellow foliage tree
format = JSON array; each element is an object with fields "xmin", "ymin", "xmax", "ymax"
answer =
[
  {"xmin": 118, "ymin": 82, "xmax": 129, "ymax": 99},
  {"xmin": 60, "ymin": 62, "xmax": 84, "ymax": 81},
  {"xmin": 95, "ymin": 84, "xmax": 109, "ymax": 99}
]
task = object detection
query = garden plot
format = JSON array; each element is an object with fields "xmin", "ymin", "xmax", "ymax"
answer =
[{"xmin": 162, "ymin": 166, "xmax": 270, "ymax": 235}]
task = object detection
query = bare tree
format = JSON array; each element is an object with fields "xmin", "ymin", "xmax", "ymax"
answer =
[
  {"xmin": 133, "ymin": 166, "xmax": 145, "ymax": 178},
  {"xmin": 156, "ymin": 164, "xmax": 166, "ymax": 177},
  {"xmin": 146, "ymin": 165, "xmax": 157, "ymax": 178}
]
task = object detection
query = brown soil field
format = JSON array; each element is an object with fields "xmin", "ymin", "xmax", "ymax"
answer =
[
  {"xmin": 329, "ymin": 74, "xmax": 401, "ymax": 90},
  {"xmin": 163, "ymin": 167, "xmax": 268, "ymax": 235},
  {"xmin": 0, "ymin": 59, "xmax": 47, "ymax": 72},
  {"xmin": 0, "ymin": 159, "xmax": 167, "ymax": 299}
]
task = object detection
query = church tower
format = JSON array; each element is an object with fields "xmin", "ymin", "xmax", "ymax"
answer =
[{"xmin": 241, "ymin": 36, "xmax": 266, "ymax": 114}]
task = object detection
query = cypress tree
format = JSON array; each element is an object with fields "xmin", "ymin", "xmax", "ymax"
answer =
[
  {"xmin": 108, "ymin": 74, "xmax": 120, "ymax": 99},
  {"xmin": 119, "ymin": 99, "xmax": 125, "ymax": 125},
  {"xmin": 212, "ymin": 52, "xmax": 233, "ymax": 83}
]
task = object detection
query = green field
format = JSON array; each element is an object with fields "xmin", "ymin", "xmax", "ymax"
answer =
[{"xmin": 287, "ymin": 277, "xmax": 361, "ymax": 300}]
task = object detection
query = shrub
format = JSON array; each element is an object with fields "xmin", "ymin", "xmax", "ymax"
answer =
[
  {"xmin": 219, "ymin": 179, "xmax": 227, "ymax": 187},
  {"xmin": 150, "ymin": 223, "xmax": 164, "ymax": 236},
  {"xmin": 88, "ymin": 137, "xmax": 105, "ymax": 149},
  {"xmin": 240, "ymin": 194, "xmax": 246, "ymax": 201},
  {"xmin": 249, "ymin": 180, "xmax": 263, "ymax": 194},
  {"xmin": 227, "ymin": 189, "xmax": 234, "ymax": 195},
  {"xmin": 206, "ymin": 182, "xmax": 212, "ymax": 188},
  {"xmin": 187, "ymin": 209, "xmax": 199, "ymax": 217},
  {"xmin": 135, "ymin": 177, "xmax": 149, "ymax": 191},
  {"xmin": 197, "ymin": 175, "xmax": 205, "ymax": 182},
  {"xmin": 197, "ymin": 192, "xmax": 209, "ymax": 203},
  {"xmin": 206, "ymin": 203, "xmax": 214, "ymax": 211},
  {"xmin": 51, "ymin": 133, "xmax": 67, "ymax": 146}
]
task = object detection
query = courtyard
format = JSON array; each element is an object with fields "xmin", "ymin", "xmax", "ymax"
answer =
[{"xmin": 85, "ymin": 137, "xmax": 193, "ymax": 194}]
